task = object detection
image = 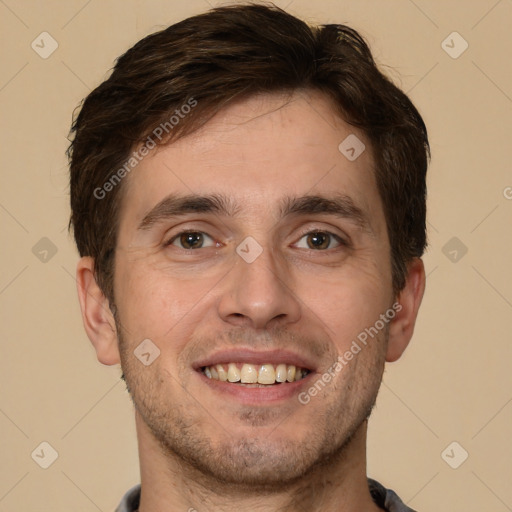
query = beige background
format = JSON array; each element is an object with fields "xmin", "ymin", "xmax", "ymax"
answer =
[{"xmin": 1, "ymin": 0, "xmax": 511, "ymax": 510}]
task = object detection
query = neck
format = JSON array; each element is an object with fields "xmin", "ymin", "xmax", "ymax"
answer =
[{"xmin": 135, "ymin": 412, "xmax": 382, "ymax": 512}]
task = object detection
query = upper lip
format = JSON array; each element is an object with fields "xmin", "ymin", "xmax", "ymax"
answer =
[{"xmin": 193, "ymin": 348, "xmax": 317, "ymax": 372}]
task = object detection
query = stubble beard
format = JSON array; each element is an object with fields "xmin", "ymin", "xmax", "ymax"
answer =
[{"xmin": 116, "ymin": 320, "xmax": 386, "ymax": 491}]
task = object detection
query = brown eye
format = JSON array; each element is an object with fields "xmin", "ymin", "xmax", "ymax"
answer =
[
  {"xmin": 168, "ymin": 231, "xmax": 215, "ymax": 250},
  {"xmin": 308, "ymin": 232, "xmax": 329, "ymax": 249},
  {"xmin": 295, "ymin": 231, "xmax": 344, "ymax": 250}
]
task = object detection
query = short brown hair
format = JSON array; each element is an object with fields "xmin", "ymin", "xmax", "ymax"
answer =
[{"xmin": 68, "ymin": 2, "xmax": 429, "ymax": 303}]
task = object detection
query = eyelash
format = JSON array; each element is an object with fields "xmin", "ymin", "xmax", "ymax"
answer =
[
  {"xmin": 295, "ymin": 230, "xmax": 348, "ymax": 250},
  {"xmin": 164, "ymin": 230, "xmax": 218, "ymax": 250},
  {"xmin": 164, "ymin": 229, "xmax": 349, "ymax": 251}
]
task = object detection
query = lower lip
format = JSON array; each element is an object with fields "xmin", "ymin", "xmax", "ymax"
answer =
[{"xmin": 196, "ymin": 370, "xmax": 315, "ymax": 405}]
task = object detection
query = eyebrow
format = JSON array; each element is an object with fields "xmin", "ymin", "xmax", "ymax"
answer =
[
  {"xmin": 137, "ymin": 192, "xmax": 374, "ymax": 234},
  {"xmin": 138, "ymin": 193, "xmax": 240, "ymax": 230},
  {"xmin": 280, "ymin": 194, "xmax": 373, "ymax": 234}
]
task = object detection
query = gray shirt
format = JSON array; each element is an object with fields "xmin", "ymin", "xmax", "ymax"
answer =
[{"xmin": 115, "ymin": 479, "xmax": 417, "ymax": 511}]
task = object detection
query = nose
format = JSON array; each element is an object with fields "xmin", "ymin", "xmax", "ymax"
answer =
[{"xmin": 218, "ymin": 244, "xmax": 301, "ymax": 330}]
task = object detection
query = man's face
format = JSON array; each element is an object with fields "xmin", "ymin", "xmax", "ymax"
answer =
[{"xmin": 113, "ymin": 90, "xmax": 394, "ymax": 486}]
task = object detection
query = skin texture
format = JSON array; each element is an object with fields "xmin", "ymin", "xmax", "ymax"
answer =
[{"xmin": 76, "ymin": 89, "xmax": 425, "ymax": 512}]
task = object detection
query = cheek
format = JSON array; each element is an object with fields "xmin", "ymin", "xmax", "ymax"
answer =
[
  {"xmin": 113, "ymin": 256, "xmax": 221, "ymax": 342},
  {"xmin": 296, "ymin": 259, "xmax": 391, "ymax": 347}
]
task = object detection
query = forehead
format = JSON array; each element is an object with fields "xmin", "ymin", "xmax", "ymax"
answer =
[{"xmin": 118, "ymin": 90, "xmax": 385, "ymax": 235}]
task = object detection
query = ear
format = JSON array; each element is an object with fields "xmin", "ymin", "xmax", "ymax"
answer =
[
  {"xmin": 386, "ymin": 258, "xmax": 426, "ymax": 362},
  {"xmin": 76, "ymin": 256, "xmax": 120, "ymax": 365}
]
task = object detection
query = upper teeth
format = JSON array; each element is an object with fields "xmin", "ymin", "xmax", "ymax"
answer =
[{"xmin": 202, "ymin": 363, "xmax": 308, "ymax": 385}]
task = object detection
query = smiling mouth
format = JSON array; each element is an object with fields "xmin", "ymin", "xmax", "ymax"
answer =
[{"xmin": 201, "ymin": 363, "xmax": 310, "ymax": 386}]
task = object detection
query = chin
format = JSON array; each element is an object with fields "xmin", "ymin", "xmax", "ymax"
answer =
[{"xmin": 183, "ymin": 437, "xmax": 319, "ymax": 489}]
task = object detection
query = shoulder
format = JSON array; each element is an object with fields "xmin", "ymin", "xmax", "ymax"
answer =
[
  {"xmin": 368, "ymin": 478, "xmax": 418, "ymax": 512},
  {"xmin": 114, "ymin": 484, "xmax": 141, "ymax": 512}
]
